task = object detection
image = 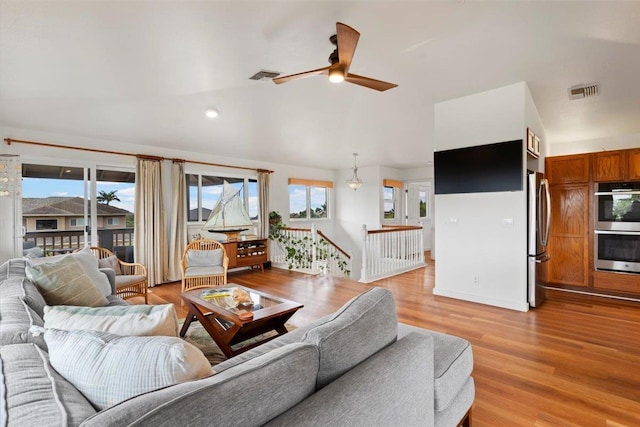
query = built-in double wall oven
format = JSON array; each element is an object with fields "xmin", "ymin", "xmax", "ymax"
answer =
[{"xmin": 595, "ymin": 182, "xmax": 640, "ymax": 274}]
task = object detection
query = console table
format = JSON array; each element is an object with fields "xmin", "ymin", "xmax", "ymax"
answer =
[{"xmin": 221, "ymin": 238, "xmax": 269, "ymax": 271}]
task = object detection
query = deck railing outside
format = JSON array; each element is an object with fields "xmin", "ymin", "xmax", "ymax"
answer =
[
  {"xmin": 270, "ymin": 224, "xmax": 351, "ymax": 277},
  {"xmin": 360, "ymin": 224, "xmax": 425, "ymax": 283},
  {"xmin": 23, "ymin": 228, "xmax": 135, "ymax": 260}
]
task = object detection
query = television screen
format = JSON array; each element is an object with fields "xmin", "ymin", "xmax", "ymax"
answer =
[{"xmin": 434, "ymin": 140, "xmax": 523, "ymax": 194}]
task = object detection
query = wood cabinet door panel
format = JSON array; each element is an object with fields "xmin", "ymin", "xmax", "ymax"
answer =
[
  {"xmin": 548, "ymin": 237, "xmax": 588, "ymax": 287},
  {"xmin": 628, "ymin": 149, "xmax": 640, "ymax": 181},
  {"xmin": 546, "ymin": 155, "xmax": 589, "ymax": 184},
  {"xmin": 550, "ymin": 185, "xmax": 588, "ymax": 236},
  {"xmin": 593, "ymin": 150, "xmax": 626, "ymax": 182}
]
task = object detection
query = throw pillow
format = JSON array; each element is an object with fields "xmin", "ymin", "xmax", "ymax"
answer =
[
  {"xmin": 25, "ymin": 256, "xmax": 109, "ymax": 307},
  {"xmin": 23, "ymin": 246, "xmax": 44, "ymax": 258},
  {"xmin": 97, "ymin": 254, "xmax": 122, "ymax": 275},
  {"xmin": 43, "ymin": 304, "xmax": 179, "ymax": 337},
  {"xmin": 187, "ymin": 249, "xmax": 223, "ymax": 267},
  {"xmin": 28, "ymin": 247, "xmax": 112, "ymax": 297},
  {"xmin": 42, "ymin": 328, "xmax": 214, "ymax": 410}
]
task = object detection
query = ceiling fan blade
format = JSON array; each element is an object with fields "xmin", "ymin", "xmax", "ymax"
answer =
[
  {"xmin": 344, "ymin": 73, "xmax": 398, "ymax": 92},
  {"xmin": 336, "ymin": 22, "xmax": 360, "ymax": 75},
  {"xmin": 272, "ymin": 66, "xmax": 330, "ymax": 85}
]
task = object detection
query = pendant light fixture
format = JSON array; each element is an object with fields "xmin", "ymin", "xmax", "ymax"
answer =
[{"xmin": 346, "ymin": 153, "xmax": 363, "ymax": 191}]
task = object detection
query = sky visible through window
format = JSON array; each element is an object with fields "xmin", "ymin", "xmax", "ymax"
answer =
[{"xmin": 22, "ymin": 178, "xmax": 136, "ymax": 213}]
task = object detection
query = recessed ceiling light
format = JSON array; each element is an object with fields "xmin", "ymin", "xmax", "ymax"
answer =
[{"xmin": 205, "ymin": 107, "xmax": 219, "ymax": 118}]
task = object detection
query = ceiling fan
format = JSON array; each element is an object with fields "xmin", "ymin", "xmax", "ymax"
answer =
[{"xmin": 272, "ymin": 22, "xmax": 398, "ymax": 92}]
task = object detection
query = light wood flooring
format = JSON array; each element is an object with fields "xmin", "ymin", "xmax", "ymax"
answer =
[{"xmin": 134, "ymin": 254, "xmax": 640, "ymax": 426}]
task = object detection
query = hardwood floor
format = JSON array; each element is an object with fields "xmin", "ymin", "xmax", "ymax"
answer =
[{"xmin": 138, "ymin": 255, "xmax": 640, "ymax": 426}]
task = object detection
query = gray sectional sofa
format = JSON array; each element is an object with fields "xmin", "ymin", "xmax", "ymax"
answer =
[{"xmin": 0, "ymin": 256, "xmax": 474, "ymax": 427}]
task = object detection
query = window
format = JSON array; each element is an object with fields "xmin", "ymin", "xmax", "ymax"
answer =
[
  {"xmin": 288, "ymin": 178, "xmax": 332, "ymax": 220},
  {"xmin": 36, "ymin": 219, "xmax": 58, "ymax": 230},
  {"xmin": 106, "ymin": 217, "xmax": 119, "ymax": 226},
  {"xmin": 70, "ymin": 218, "xmax": 85, "ymax": 227},
  {"xmin": 420, "ymin": 190, "xmax": 428, "ymax": 218},
  {"xmin": 187, "ymin": 174, "xmax": 258, "ymax": 222},
  {"xmin": 383, "ymin": 179, "xmax": 402, "ymax": 220}
]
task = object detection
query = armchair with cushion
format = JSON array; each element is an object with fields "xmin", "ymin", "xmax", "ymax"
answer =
[
  {"xmin": 78, "ymin": 247, "xmax": 148, "ymax": 303},
  {"xmin": 181, "ymin": 239, "xmax": 229, "ymax": 292}
]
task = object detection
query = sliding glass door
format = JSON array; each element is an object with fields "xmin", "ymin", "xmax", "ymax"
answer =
[{"xmin": 22, "ymin": 163, "xmax": 135, "ymax": 259}]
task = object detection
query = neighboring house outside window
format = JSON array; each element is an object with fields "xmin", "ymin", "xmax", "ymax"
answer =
[
  {"xmin": 288, "ymin": 178, "xmax": 332, "ymax": 220},
  {"xmin": 69, "ymin": 218, "xmax": 85, "ymax": 227},
  {"xmin": 106, "ymin": 217, "xmax": 119, "ymax": 226},
  {"xmin": 36, "ymin": 219, "xmax": 58, "ymax": 230},
  {"xmin": 186, "ymin": 174, "xmax": 258, "ymax": 223},
  {"xmin": 383, "ymin": 179, "xmax": 403, "ymax": 221}
]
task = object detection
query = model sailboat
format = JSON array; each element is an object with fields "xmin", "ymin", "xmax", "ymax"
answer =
[{"xmin": 202, "ymin": 181, "xmax": 253, "ymax": 241}]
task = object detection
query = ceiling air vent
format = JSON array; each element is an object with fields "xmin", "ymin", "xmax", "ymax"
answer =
[
  {"xmin": 568, "ymin": 82, "xmax": 599, "ymax": 100},
  {"xmin": 249, "ymin": 70, "xmax": 281, "ymax": 81}
]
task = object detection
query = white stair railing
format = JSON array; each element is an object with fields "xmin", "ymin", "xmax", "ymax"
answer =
[
  {"xmin": 359, "ymin": 224, "xmax": 425, "ymax": 283},
  {"xmin": 270, "ymin": 224, "xmax": 351, "ymax": 277}
]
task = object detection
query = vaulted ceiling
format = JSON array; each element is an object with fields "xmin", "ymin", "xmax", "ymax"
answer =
[{"xmin": 1, "ymin": 1, "xmax": 639, "ymax": 170}]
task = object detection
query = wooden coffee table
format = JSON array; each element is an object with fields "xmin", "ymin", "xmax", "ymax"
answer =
[{"xmin": 180, "ymin": 284, "xmax": 303, "ymax": 358}]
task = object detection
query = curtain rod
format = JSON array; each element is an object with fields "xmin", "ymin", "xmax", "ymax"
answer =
[{"xmin": 4, "ymin": 138, "xmax": 273, "ymax": 174}]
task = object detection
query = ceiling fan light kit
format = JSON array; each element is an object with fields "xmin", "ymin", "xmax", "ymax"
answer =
[
  {"xmin": 273, "ymin": 22, "xmax": 397, "ymax": 92},
  {"xmin": 329, "ymin": 68, "xmax": 345, "ymax": 83}
]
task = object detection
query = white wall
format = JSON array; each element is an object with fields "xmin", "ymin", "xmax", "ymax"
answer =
[
  {"xmin": 334, "ymin": 165, "xmax": 384, "ymax": 279},
  {"xmin": 433, "ymin": 82, "xmax": 531, "ymax": 312},
  {"xmin": 549, "ymin": 132, "xmax": 640, "ymax": 157},
  {"xmin": 0, "ymin": 126, "xmax": 341, "ymax": 264}
]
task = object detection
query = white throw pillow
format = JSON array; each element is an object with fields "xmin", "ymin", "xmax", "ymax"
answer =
[
  {"xmin": 42, "ymin": 328, "xmax": 214, "ymax": 410},
  {"xmin": 25, "ymin": 256, "xmax": 109, "ymax": 307},
  {"xmin": 187, "ymin": 249, "xmax": 223, "ymax": 267},
  {"xmin": 43, "ymin": 304, "xmax": 179, "ymax": 337},
  {"xmin": 97, "ymin": 254, "xmax": 122, "ymax": 275},
  {"xmin": 27, "ymin": 247, "xmax": 112, "ymax": 296}
]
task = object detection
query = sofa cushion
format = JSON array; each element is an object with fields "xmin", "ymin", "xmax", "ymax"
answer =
[
  {"xmin": 0, "ymin": 297, "xmax": 47, "ymax": 350},
  {"xmin": 28, "ymin": 247, "xmax": 112, "ymax": 297},
  {"xmin": 0, "ymin": 258, "xmax": 27, "ymax": 280},
  {"xmin": 0, "ymin": 276, "xmax": 47, "ymax": 318},
  {"xmin": 0, "ymin": 343, "xmax": 96, "ymax": 427},
  {"xmin": 26, "ymin": 256, "xmax": 109, "ymax": 307},
  {"xmin": 42, "ymin": 328, "xmax": 213, "ymax": 410},
  {"xmin": 97, "ymin": 255, "xmax": 122, "ymax": 275},
  {"xmin": 80, "ymin": 342, "xmax": 319, "ymax": 427},
  {"xmin": 43, "ymin": 303, "xmax": 179, "ymax": 337},
  {"xmin": 302, "ymin": 287, "xmax": 398, "ymax": 389},
  {"xmin": 264, "ymin": 333, "xmax": 435, "ymax": 427},
  {"xmin": 398, "ymin": 323, "xmax": 474, "ymax": 411}
]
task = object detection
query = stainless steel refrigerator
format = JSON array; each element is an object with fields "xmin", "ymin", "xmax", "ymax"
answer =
[{"xmin": 528, "ymin": 171, "xmax": 551, "ymax": 308}]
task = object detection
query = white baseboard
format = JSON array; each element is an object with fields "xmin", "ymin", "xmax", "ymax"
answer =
[{"xmin": 433, "ymin": 288, "xmax": 530, "ymax": 312}]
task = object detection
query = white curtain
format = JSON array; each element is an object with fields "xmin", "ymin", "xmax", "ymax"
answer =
[
  {"xmin": 167, "ymin": 160, "xmax": 187, "ymax": 281},
  {"xmin": 134, "ymin": 158, "xmax": 167, "ymax": 287},
  {"xmin": 257, "ymin": 170, "xmax": 270, "ymax": 239},
  {"xmin": 0, "ymin": 154, "xmax": 22, "ymax": 262}
]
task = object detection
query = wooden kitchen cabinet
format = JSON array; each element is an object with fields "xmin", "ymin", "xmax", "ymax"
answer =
[
  {"xmin": 628, "ymin": 148, "xmax": 640, "ymax": 180},
  {"xmin": 547, "ymin": 184, "xmax": 590, "ymax": 287},
  {"xmin": 545, "ymin": 154, "xmax": 589, "ymax": 184},
  {"xmin": 593, "ymin": 150, "xmax": 626, "ymax": 182}
]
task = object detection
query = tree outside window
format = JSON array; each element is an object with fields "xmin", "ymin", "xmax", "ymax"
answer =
[{"xmin": 289, "ymin": 184, "xmax": 329, "ymax": 220}]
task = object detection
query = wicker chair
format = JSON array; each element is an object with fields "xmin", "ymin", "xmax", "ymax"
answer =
[
  {"xmin": 80, "ymin": 247, "xmax": 148, "ymax": 303},
  {"xmin": 181, "ymin": 239, "xmax": 229, "ymax": 292}
]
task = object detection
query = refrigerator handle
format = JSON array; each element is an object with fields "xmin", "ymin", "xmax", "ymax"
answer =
[{"xmin": 539, "ymin": 179, "xmax": 551, "ymax": 247}]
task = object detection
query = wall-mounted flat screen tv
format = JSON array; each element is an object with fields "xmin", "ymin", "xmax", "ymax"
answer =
[{"xmin": 434, "ymin": 140, "xmax": 523, "ymax": 194}]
